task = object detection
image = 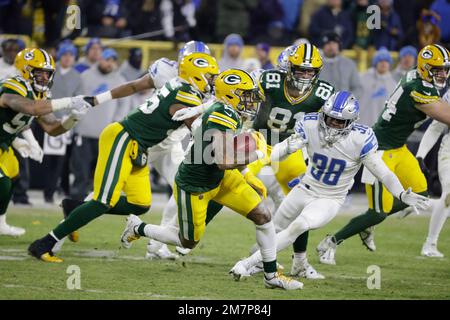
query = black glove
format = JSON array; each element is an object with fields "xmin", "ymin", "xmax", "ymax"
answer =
[
  {"xmin": 417, "ymin": 157, "xmax": 430, "ymax": 178},
  {"xmin": 82, "ymin": 96, "xmax": 96, "ymax": 107}
]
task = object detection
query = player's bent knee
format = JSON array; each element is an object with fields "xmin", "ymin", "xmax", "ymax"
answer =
[
  {"xmin": 132, "ymin": 205, "xmax": 150, "ymax": 216},
  {"xmin": 247, "ymin": 204, "xmax": 272, "ymax": 225},
  {"xmin": 288, "ymin": 216, "xmax": 309, "ymax": 240}
]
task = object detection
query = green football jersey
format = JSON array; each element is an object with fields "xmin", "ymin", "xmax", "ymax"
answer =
[
  {"xmin": 175, "ymin": 101, "xmax": 241, "ymax": 193},
  {"xmin": 253, "ymin": 69, "xmax": 334, "ymax": 145},
  {"xmin": 121, "ymin": 78, "xmax": 202, "ymax": 149},
  {"xmin": 373, "ymin": 69, "xmax": 440, "ymax": 150},
  {"xmin": 0, "ymin": 77, "xmax": 36, "ymax": 150}
]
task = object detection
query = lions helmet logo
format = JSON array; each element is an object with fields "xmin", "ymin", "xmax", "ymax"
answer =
[
  {"xmin": 421, "ymin": 50, "xmax": 433, "ymax": 60},
  {"xmin": 223, "ymin": 74, "xmax": 241, "ymax": 85},
  {"xmin": 193, "ymin": 58, "xmax": 209, "ymax": 68},
  {"xmin": 24, "ymin": 52, "xmax": 34, "ymax": 61}
]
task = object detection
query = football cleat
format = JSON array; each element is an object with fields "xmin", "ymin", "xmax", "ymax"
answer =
[
  {"xmin": 290, "ymin": 258, "xmax": 325, "ymax": 279},
  {"xmin": 145, "ymin": 242, "xmax": 179, "ymax": 260},
  {"xmin": 61, "ymin": 198, "xmax": 83, "ymax": 242},
  {"xmin": 421, "ymin": 242, "xmax": 444, "ymax": 258},
  {"xmin": 247, "ymin": 261, "xmax": 285, "ymax": 276},
  {"xmin": 28, "ymin": 237, "xmax": 63, "ymax": 263},
  {"xmin": 317, "ymin": 235, "xmax": 337, "ymax": 265},
  {"xmin": 229, "ymin": 260, "xmax": 251, "ymax": 281},
  {"xmin": 176, "ymin": 246, "xmax": 192, "ymax": 256},
  {"xmin": 0, "ymin": 223, "xmax": 25, "ymax": 237},
  {"xmin": 359, "ymin": 227, "xmax": 376, "ymax": 251},
  {"xmin": 264, "ymin": 272, "xmax": 303, "ymax": 290},
  {"xmin": 120, "ymin": 214, "xmax": 142, "ymax": 249}
]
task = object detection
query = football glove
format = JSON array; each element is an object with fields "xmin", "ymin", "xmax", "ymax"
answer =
[
  {"xmin": 399, "ymin": 187, "xmax": 430, "ymax": 214},
  {"xmin": 251, "ymin": 131, "xmax": 270, "ymax": 165},
  {"xmin": 243, "ymin": 170, "xmax": 267, "ymax": 199}
]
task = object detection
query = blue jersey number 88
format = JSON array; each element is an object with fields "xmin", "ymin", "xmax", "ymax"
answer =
[{"xmin": 310, "ymin": 153, "xmax": 346, "ymax": 186}]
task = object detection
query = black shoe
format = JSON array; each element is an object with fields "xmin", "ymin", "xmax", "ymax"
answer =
[
  {"xmin": 28, "ymin": 236, "xmax": 62, "ymax": 263},
  {"xmin": 60, "ymin": 198, "xmax": 83, "ymax": 242}
]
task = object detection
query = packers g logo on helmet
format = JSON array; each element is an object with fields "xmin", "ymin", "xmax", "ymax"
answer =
[
  {"xmin": 179, "ymin": 52, "xmax": 219, "ymax": 94},
  {"xmin": 417, "ymin": 44, "xmax": 450, "ymax": 89},
  {"xmin": 215, "ymin": 69, "xmax": 263, "ymax": 118},
  {"xmin": 193, "ymin": 58, "xmax": 208, "ymax": 68},
  {"xmin": 24, "ymin": 51, "xmax": 34, "ymax": 61},
  {"xmin": 223, "ymin": 74, "xmax": 241, "ymax": 85},
  {"xmin": 421, "ymin": 50, "xmax": 433, "ymax": 60}
]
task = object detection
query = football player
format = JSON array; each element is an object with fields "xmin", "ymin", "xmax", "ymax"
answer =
[
  {"xmin": 28, "ymin": 52, "xmax": 219, "ymax": 263},
  {"xmin": 59, "ymin": 41, "xmax": 213, "ymax": 259},
  {"xmin": 416, "ymin": 90, "xmax": 450, "ymax": 257},
  {"xmin": 0, "ymin": 48, "xmax": 89, "ymax": 238},
  {"xmin": 120, "ymin": 69, "xmax": 302, "ymax": 290},
  {"xmin": 318, "ymin": 44, "xmax": 450, "ymax": 265},
  {"xmin": 172, "ymin": 43, "xmax": 335, "ymax": 279},
  {"xmin": 230, "ymin": 91, "xmax": 429, "ymax": 282}
]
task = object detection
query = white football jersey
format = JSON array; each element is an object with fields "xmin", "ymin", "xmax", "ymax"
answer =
[
  {"xmin": 148, "ymin": 58, "xmax": 178, "ymax": 89},
  {"xmin": 297, "ymin": 113, "xmax": 378, "ymax": 199}
]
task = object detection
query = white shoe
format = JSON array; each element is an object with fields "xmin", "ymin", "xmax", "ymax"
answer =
[
  {"xmin": 176, "ymin": 246, "xmax": 191, "ymax": 256},
  {"xmin": 421, "ymin": 242, "xmax": 444, "ymax": 258},
  {"xmin": 290, "ymin": 259, "xmax": 325, "ymax": 279},
  {"xmin": 229, "ymin": 260, "xmax": 250, "ymax": 281},
  {"xmin": 359, "ymin": 227, "xmax": 376, "ymax": 251},
  {"xmin": 0, "ymin": 223, "xmax": 26, "ymax": 237},
  {"xmin": 145, "ymin": 243, "xmax": 179, "ymax": 260},
  {"xmin": 120, "ymin": 215, "xmax": 142, "ymax": 249},
  {"xmin": 317, "ymin": 235, "xmax": 337, "ymax": 265},
  {"xmin": 247, "ymin": 261, "xmax": 285, "ymax": 276},
  {"xmin": 264, "ymin": 272, "xmax": 303, "ymax": 290}
]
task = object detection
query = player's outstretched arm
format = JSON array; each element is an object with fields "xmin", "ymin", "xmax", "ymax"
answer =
[
  {"xmin": 36, "ymin": 107, "xmax": 86, "ymax": 136},
  {"xmin": 271, "ymin": 133, "xmax": 306, "ymax": 162},
  {"xmin": 362, "ymin": 152, "xmax": 430, "ymax": 213},
  {"xmin": 89, "ymin": 74, "xmax": 155, "ymax": 106},
  {"xmin": 416, "ymin": 120, "xmax": 447, "ymax": 175},
  {"xmin": 212, "ymin": 130, "xmax": 266, "ymax": 170},
  {"xmin": 416, "ymin": 94, "xmax": 450, "ymax": 126},
  {"xmin": 0, "ymin": 93, "xmax": 89, "ymax": 116},
  {"xmin": 171, "ymin": 99, "xmax": 215, "ymax": 121}
]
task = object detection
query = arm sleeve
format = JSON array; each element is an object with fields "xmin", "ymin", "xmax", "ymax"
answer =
[
  {"xmin": 416, "ymin": 120, "xmax": 447, "ymax": 158},
  {"xmin": 270, "ymin": 139, "xmax": 289, "ymax": 162},
  {"xmin": 362, "ymin": 152, "xmax": 404, "ymax": 199}
]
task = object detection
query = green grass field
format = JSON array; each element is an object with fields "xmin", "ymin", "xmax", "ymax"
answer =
[{"xmin": 0, "ymin": 206, "xmax": 449, "ymax": 300}]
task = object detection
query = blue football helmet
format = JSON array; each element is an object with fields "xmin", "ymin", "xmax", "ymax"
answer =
[
  {"xmin": 320, "ymin": 91, "xmax": 360, "ymax": 144},
  {"xmin": 178, "ymin": 41, "xmax": 211, "ymax": 63}
]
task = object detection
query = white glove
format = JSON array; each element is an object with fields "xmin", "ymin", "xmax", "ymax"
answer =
[
  {"xmin": 12, "ymin": 137, "xmax": 31, "ymax": 158},
  {"xmin": 11, "ymin": 137, "xmax": 43, "ymax": 163},
  {"xmin": 286, "ymin": 133, "xmax": 306, "ymax": 154},
  {"xmin": 70, "ymin": 95, "xmax": 92, "ymax": 113},
  {"xmin": 172, "ymin": 106, "xmax": 204, "ymax": 121},
  {"xmin": 399, "ymin": 187, "xmax": 430, "ymax": 214},
  {"xmin": 28, "ymin": 140, "xmax": 44, "ymax": 163}
]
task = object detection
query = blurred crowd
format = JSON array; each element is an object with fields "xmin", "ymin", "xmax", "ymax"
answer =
[
  {"xmin": 0, "ymin": 0, "xmax": 449, "ymax": 205},
  {"xmin": 0, "ymin": 0, "xmax": 449, "ymax": 49}
]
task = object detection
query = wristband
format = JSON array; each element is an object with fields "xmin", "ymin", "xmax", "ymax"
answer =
[
  {"xmin": 51, "ymin": 98, "xmax": 71, "ymax": 111},
  {"xmin": 95, "ymin": 91, "xmax": 113, "ymax": 104},
  {"xmin": 61, "ymin": 115, "xmax": 78, "ymax": 130},
  {"xmin": 240, "ymin": 167, "xmax": 249, "ymax": 175}
]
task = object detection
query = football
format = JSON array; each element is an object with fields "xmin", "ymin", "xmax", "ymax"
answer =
[{"xmin": 233, "ymin": 132, "xmax": 257, "ymax": 154}]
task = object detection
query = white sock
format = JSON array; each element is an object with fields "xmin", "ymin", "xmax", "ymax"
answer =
[
  {"xmin": 426, "ymin": 194, "xmax": 449, "ymax": 244},
  {"xmin": 160, "ymin": 195, "xmax": 177, "ymax": 226},
  {"xmin": 293, "ymin": 251, "xmax": 307, "ymax": 261},
  {"xmin": 143, "ymin": 224, "xmax": 182, "ymax": 247},
  {"xmin": 0, "ymin": 214, "xmax": 6, "ymax": 226},
  {"xmin": 49, "ymin": 231, "xmax": 60, "ymax": 241},
  {"xmin": 255, "ymin": 221, "xmax": 277, "ymax": 263}
]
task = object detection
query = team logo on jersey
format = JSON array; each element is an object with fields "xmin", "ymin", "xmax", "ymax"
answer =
[
  {"xmin": 24, "ymin": 52, "xmax": 34, "ymax": 61},
  {"xmin": 421, "ymin": 49, "xmax": 433, "ymax": 60},
  {"xmin": 223, "ymin": 74, "xmax": 241, "ymax": 85},
  {"xmin": 193, "ymin": 58, "xmax": 209, "ymax": 68}
]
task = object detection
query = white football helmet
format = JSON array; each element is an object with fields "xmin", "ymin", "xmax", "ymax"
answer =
[{"xmin": 319, "ymin": 91, "xmax": 359, "ymax": 144}]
